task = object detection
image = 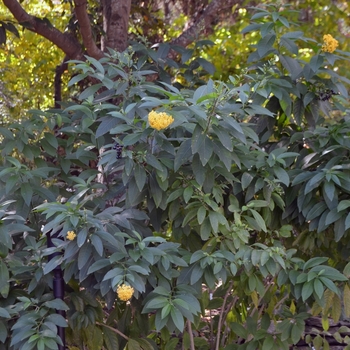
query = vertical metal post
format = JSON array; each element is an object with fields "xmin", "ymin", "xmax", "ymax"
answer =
[{"xmin": 47, "ymin": 232, "xmax": 66, "ymax": 350}]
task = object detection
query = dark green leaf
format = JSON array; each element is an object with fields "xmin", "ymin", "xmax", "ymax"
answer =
[
  {"xmin": 103, "ymin": 267, "xmax": 124, "ymax": 281},
  {"xmin": 200, "ymin": 217, "xmax": 212, "ymax": 240},
  {"xmin": 197, "ymin": 206, "xmax": 206, "ymax": 225},
  {"xmin": 170, "ymin": 307, "xmax": 185, "ymax": 331},
  {"xmin": 46, "ymin": 314, "xmax": 68, "ymax": 327},
  {"xmin": 241, "ymin": 23, "xmax": 261, "ymax": 34},
  {"xmin": 174, "ymin": 139, "xmax": 192, "ymax": 171},
  {"xmin": 20, "ymin": 182, "xmax": 33, "ymax": 206},
  {"xmin": 126, "ymin": 339, "xmax": 141, "ymax": 350},
  {"xmin": 303, "ymin": 257, "xmax": 328, "ymax": 270},
  {"xmin": 249, "ymin": 209, "xmax": 267, "ymax": 232},
  {"xmin": 257, "ymin": 33, "xmax": 276, "ymax": 57},
  {"xmin": 0, "ymin": 320, "xmax": 7, "ymax": 342},
  {"xmin": 337, "ymin": 200, "xmax": 350, "ymax": 212},
  {"xmin": 313, "ymin": 279, "xmax": 324, "ymax": 299},
  {"xmin": 334, "ymin": 216, "xmax": 346, "ymax": 242},
  {"xmin": 319, "ymin": 277, "xmax": 338, "ymax": 294},
  {"xmin": 90, "ymin": 234, "xmax": 104, "ymax": 256},
  {"xmin": 345, "ymin": 213, "xmax": 350, "ymax": 231},
  {"xmin": 78, "ymin": 243, "xmax": 92, "ymax": 270},
  {"xmin": 183, "ymin": 186, "xmax": 193, "ymax": 204},
  {"xmin": 134, "ymin": 163, "xmax": 147, "ymax": 192},
  {"xmin": 230, "ymin": 322, "xmax": 248, "ymax": 339},
  {"xmin": 43, "ymin": 255, "xmax": 63, "ymax": 275},
  {"xmin": 197, "ymin": 135, "xmax": 213, "ymax": 166},
  {"xmin": 306, "ymin": 202, "xmax": 327, "ymax": 221},
  {"xmin": 122, "ymin": 132, "xmax": 142, "ymax": 146},
  {"xmin": 166, "ymin": 189, "xmax": 183, "ymax": 204},
  {"xmin": 280, "ymin": 37, "xmax": 298, "ymax": 55},
  {"xmin": 85, "ymin": 55, "xmax": 105, "ymax": 74},
  {"xmin": 241, "ymin": 172, "xmax": 253, "ymax": 190},
  {"xmin": 102, "ymin": 325, "xmax": 119, "ymax": 350},
  {"xmin": 273, "ymin": 166, "xmax": 289, "ymax": 186},
  {"xmin": 0, "ymin": 261, "xmax": 9, "ymax": 298},
  {"xmin": 192, "ymin": 154, "xmax": 205, "ymax": 186},
  {"xmin": 323, "ymin": 181, "xmax": 336, "ymax": 203},
  {"xmin": 301, "ymin": 281, "xmax": 313, "ymax": 301},
  {"xmin": 325, "ymin": 208, "xmax": 343, "ymax": 226},
  {"xmin": 68, "ymin": 73, "xmax": 87, "ymax": 87},
  {"xmin": 309, "ymin": 54, "xmax": 324, "ymax": 73},
  {"xmin": 291, "ymin": 323, "xmax": 304, "ymax": 345},
  {"xmin": 96, "ymin": 116, "xmax": 121, "ymax": 137},
  {"xmin": 212, "ymin": 125, "xmax": 233, "ymax": 151},
  {"xmin": 196, "ymin": 58, "xmax": 215, "ymax": 74},
  {"xmin": 44, "ymin": 299, "xmax": 69, "ymax": 311},
  {"xmin": 262, "ymin": 335, "xmax": 275, "ymax": 350},
  {"xmin": 304, "ymin": 172, "xmax": 324, "ymax": 194}
]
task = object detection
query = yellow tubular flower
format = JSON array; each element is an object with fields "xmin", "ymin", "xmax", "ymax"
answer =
[
  {"xmin": 66, "ymin": 230, "xmax": 76, "ymax": 241},
  {"xmin": 117, "ymin": 284, "xmax": 134, "ymax": 301},
  {"xmin": 321, "ymin": 34, "xmax": 339, "ymax": 53},
  {"xmin": 148, "ymin": 111, "xmax": 174, "ymax": 131}
]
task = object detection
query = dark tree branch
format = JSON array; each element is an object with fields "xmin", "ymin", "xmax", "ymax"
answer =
[
  {"xmin": 170, "ymin": 0, "xmax": 243, "ymax": 49},
  {"xmin": 2, "ymin": 0, "xmax": 83, "ymax": 59},
  {"xmin": 73, "ymin": 0, "xmax": 104, "ymax": 59},
  {"xmin": 54, "ymin": 57, "xmax": 68, "ymax": 108}
]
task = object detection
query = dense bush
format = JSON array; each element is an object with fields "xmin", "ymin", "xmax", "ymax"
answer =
[{"xmin": 1, "ymin": 5, "xmax": 350, "ymax": 350}]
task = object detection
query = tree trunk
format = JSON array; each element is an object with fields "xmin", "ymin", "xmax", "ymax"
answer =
[{"xmin": 101, "ymin": 0, "xmax": 132, "ymax": 52}]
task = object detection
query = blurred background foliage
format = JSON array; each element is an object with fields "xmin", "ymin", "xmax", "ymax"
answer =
[{"xmin": 0, "ymin": 0, "xmax": 349, "ymax": 119}]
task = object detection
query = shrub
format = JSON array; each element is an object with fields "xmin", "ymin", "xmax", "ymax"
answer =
[{"xmin": 1, "ymin": 4, "xmax": 350, "ymax": 350}]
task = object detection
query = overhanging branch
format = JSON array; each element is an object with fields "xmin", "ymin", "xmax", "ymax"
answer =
[{"xmin": 2, "ymin": 0, "xmax": 83, "ymax": 59}]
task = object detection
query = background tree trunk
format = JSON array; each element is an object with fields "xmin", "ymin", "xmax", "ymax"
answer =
[{"xmin": 101, "ymin": 0, "xmax": 132, "ymax": 52}]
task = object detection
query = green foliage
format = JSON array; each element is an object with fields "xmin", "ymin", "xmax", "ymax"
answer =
[
  {"xmin": 1, "ymin": 4, "xmax": 350, "ymax": 349},
  {"xmin": 203, "ymin": 1, "xmax": 350, "ymax": 80},
  {"xmin": 0, "ymin": 1, "xmax": 72, "ymax": 118}
]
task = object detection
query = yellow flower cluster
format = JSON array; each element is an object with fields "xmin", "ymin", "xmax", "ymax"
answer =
[
  {"xmin": 66, "ymin": 230, "xmax": 76, "ymax": 241},
  {"xmin": 117, "ymin": 284, "xmax": 134, "ymax": 301},
  {"xmin": 321, "ymin": 34, "xmax": 339, "ymax": 53},
  {"xmin": 148, "ymin": 111, "xmax": 174, "ymax": 131}
]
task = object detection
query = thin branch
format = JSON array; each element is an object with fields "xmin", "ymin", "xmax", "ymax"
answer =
[
  {"xmin": 215, "ymin": 280, "xmax": 235, "ymax": 350},
  {"xmin": 54, "ymin": 57, "xmax": 68, "ymax": 108},
  {"xmin": 273, "ymin": 293, "xmax": 290, "ymax": 313},
  {"xmin": 250, "ymin": 279, "xmax": 274, "ymax": 318},
  {"xmin": 73, "ymin": 0, "xmax": 104, "ymax": 59},
  {"xmin": 2, "ymin": 0, "xmax": 83, "ymax": 59},
  {"xmin": 96, "ymin": 321, "xmax": 129, "ymax": 340},
  {"xmin": 209, "ymin": 289, "xmax": 214, "ymax": 350},
  {"xmin": 187, "ymin": 319, "xmax": 195, "ymax": 350},
  {"xmin": 220, "ymin": 296, "xmax": 239, "ymax": 348}
]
